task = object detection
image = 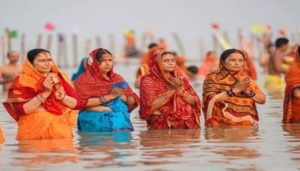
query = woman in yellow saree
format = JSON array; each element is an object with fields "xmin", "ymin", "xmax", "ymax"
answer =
[
  {"xmin": 3, "ymin": 49, "xmax": 81, "ymax": 140},
  {"xmin": 203, "ymin": 49, "xmax": 266, "ymax": 127}
]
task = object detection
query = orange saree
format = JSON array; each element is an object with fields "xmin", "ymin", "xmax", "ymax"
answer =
[
  {"xmin": 203, "ymin": 65, "xmax": 263, "ymax": 127},
  {"xmin": 3, "ymin": 59, "xmax": 78, "ymax": 140},
  {"xmin": 283, "ymin": 54, "xmax": 300, "ymax": 123},
  {"xmin": 0, "ymin": 125, "xmax": 4, "ymax": 143},
  {"xmin": 140, "ymin": 52, "xmax": 201, "ymax": 129}
]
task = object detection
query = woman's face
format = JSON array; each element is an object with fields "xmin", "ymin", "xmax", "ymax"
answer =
[
  {"xmin": 161, "ymin": 53, "xmax": 176, "ymax": 73},
  {"xmin": 98, "ymin": 53, "xmax": 113, "ymax": 74},
  {"xmin": 33, "ymin": 52, "xmax": 53, "ymax": 74},
  {"xmin": 223, "ymin": 52, "xmax": 245, "ymax": 72}
]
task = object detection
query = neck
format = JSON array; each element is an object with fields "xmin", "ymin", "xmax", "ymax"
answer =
[
  {"xmin": 101, "ymin": 72, "xmax": 109, "ymax": 79},
  {"xmin": 9, "ymin": 62, "xmax": 17, "ymax": 65}
]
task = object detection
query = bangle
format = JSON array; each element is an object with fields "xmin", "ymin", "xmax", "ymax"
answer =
[
  {"xmin": 36, "ymin": 94, "xmax": 46, "ymax": 103},
  {"xmin": 58, "ymin": 93, "xmax": 67, "ymax": 101},
  {"xmin": 247, "ymin": 90, "xmax": 256, "ymax": 97},
  {"xmin": 226, "ymin": 89, "xmax": 235, "ymax": 97},
  {"xmin": 99, "ymin": 96, "xmax": 107, "ymax": 104}
]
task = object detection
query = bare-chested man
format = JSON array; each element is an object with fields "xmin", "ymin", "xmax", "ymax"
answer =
[
  {"xmin": 0, "ymin": 51, "xmax": 22, "ymax": 91},
  {"xmin": 265, "ymin": 38, "xmax": 289, "ymax": 93}
]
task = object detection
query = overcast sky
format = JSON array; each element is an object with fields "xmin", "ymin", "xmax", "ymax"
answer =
[{"xmin": 1, "ymin": 0, "xmax": 299, "ymax": 59}]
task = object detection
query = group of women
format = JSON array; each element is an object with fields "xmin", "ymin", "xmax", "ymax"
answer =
[{"xmin": 0, "ymin": 46, "xmax": 300, "ymax": 143}]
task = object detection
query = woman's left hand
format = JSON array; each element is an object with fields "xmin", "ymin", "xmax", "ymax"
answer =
[{"xmin": 121, "ymin": 95, "xmax": 128, "ymax": 102}]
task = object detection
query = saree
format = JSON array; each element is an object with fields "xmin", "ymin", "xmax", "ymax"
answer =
[
  {"xmin": 3, "ymin": 58, "xmax": 78, "ymax": 140},
  {"xmin": 202, "ymin": 65, "xmax": 263, "ymax": 127},
  {"xmin": 74, "ymin": 48, "xmax": 139, "ymax": 132},
  {"xmin": 139, "ymin": 51, "xmax": 201, "ymax": 129},
  {"xmin": 283, "ymin": 54, "xmax": 300, "ymax": 123},
  {"xmin": 0, "ymin": 125, "xmax": 4, "ymax": 143},
  {"xmin": 198, "ymin": 55, "xmax": 218, "ymax": 79}
]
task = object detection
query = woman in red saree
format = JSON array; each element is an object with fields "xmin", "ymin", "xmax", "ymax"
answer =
[
  {"xmin": 3, "ymin": 49, "xmax": 83, "ymax": 140},
  {"xmin": 203, "ymin": 49, "xmax": 266, "ymax": 127},
  {"xmin": 283, "ymin": 46, "xmax": 300, "ymax": 123},
  {"xmin": 74, "ymin": 48, "xmax": 139, "ymax": 132},
  {"xmin": 140, "ymin": 51, "xmax": 201, "ymax": 129}
]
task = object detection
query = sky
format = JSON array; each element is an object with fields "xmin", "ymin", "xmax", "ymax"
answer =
[{"xmin": 0, "ymin": 0, "xmax": 300, "ymax": 60}]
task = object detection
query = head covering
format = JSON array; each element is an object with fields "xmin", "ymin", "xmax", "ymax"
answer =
[{"xmin": 75, "ymin": 48, "xmax": 139, "ymax": 112}]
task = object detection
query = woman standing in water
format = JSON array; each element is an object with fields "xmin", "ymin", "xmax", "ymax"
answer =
[
  {"xmin": 283, "ymin": 46, "xmax": 300, "ymax": 123},
  {"xmin": 74, "ymin": 48, "xmax": 139, "ymax": 132},
  {"xmin": 203, "ymin": 49, "xmax": 266, "ymax": 127},
  {"xmin": 140, "ymin": 51, "xmax": 201, "ymax": 129},
  {"xmin": 3, "ymin": 49, "xmax": 81, "ymax": 140}
]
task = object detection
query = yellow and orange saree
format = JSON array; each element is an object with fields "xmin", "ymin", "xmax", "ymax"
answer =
[
  {"xmin": 203, "ymin": 65, "xmax": 263, "ymax": 127},
  {"xmin": 3, "ymin": 59, "xmax": 78, "ymax": 140}
]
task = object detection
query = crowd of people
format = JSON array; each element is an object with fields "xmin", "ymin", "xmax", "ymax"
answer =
[{"xmin": 0, "ymin": 36, "xmax": 299, "ymax": 144}]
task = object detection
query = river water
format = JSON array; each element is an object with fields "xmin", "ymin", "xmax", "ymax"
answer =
[{"xmin": 0, "ymin": 61, "xmax": 298, "ymax": 171}]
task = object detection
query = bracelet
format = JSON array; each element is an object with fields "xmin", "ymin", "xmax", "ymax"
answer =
[
  {"xmin": 99, "ymin": 96, "xmax": 107, "ymax": 104},
  {"xmin": 36, "ymin": 94, "xmax": 46, "ymax": 103},
  {"xmin": 226, "ymin": 89, "xmax": 235, "ymax": 97},
  {"xmin": 58, "ymin": 93, "xmax": 67, "ymax": 101},
  {"xmin": 247, "ymin": 90, "xmax": 256, "ymax": 97}
]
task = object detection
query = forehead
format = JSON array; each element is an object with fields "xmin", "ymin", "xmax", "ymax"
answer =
[
  {"xmin": 35, "ymin": 52, "xmax": 51, "ymax": 59},
  {"xmin": 101, "ymin": 53, "xmax": 112, "ymax": 59},
  {"xmin": 161, "ymin": 54, "xmax": 175, "ymax": 60},
  {"xmin": 226, "ymin": 53, "xmax": 244, "ymax": 60},
  {"xmin": 9, "ymin": 52, "xmax": 19, "ymax": 56}
]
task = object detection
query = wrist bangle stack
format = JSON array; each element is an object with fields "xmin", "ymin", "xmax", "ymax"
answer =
[
  {"xmin": 99, "ymin": 96, "xmax": 107, "ymax": 104},
  {"xmin": 247, "ymin": 90, "xmax": 256, "ymax": 97},
  {"xmin": 36, "ymin": 94, "xmax": 46, "ymax": 103},
  {"xmin": 226, "ymin": 89, "xmax": 235, "ymax": 97},
  {"xmin": 58, "ymin": 93, "xmax": 67, "ymax": 101}
]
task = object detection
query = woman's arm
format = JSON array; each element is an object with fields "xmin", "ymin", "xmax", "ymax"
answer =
[{"xmin": 151, "ymin": 89, "xmax": 176, "ymax": 112}]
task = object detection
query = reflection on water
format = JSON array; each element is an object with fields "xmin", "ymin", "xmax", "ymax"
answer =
[{"xmin": 1, "ymin": 64, "xmax": 300, "ymax": 170}]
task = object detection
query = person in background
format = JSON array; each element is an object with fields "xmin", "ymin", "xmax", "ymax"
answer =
[{"xmin": 0, "ymin": 51, "xmax": 22, "ymax": 91}]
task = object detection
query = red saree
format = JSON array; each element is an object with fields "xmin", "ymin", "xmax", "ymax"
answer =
[
  {"xmin": 140, "ymin": 51, "xmax": 201, "ymax": 129},
  {"xmin": 283, "ymin": 54, "xmax": 300, "ymax": 123},
  {"xmin": 74, "ymin": 48, "xmax": 139, "ymax": 112}
]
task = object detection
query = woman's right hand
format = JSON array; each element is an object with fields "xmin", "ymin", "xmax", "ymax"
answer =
[{"xmin": 42, "ymin": 75, "xmax": 54, "ymax": 96}]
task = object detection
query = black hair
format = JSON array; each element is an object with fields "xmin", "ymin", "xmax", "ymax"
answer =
[
  {"xmin": 298, "ymin": 46, "xmax": 300, "ymax": 58},
  {"xmin": 275, "ymin": 37, "xmax": 289, "ymax": 48},
  {"xmin": 148, "ymin": 43, "xmax": 158, "ymax": 49},
  {"xmin": 220, "ymin": 48, "xmax": 245, "ymax": 63},
  {"xmin": 95, "ymin": 48, "xmax": 112, "ymax": 63},
  {"xmin": 206, "ymin": 51, "xmax": 215, "ymax": 56},
  {"xmin": 27, "ymin": 49, "xmax": 50, "ymax": 64},
  {"xmin": 160, "ymin": 51, "xmax": 176, "ymax": 58},
  {"xmin": 187, "ymin": 65, "xmax": 198, "ymax": 74}
]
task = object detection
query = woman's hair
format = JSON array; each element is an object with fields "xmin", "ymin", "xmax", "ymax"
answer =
[
  {"xmin": 220, "ymin": 48, "xmax": 245, "ymax": 63},
  {"xmin": 27, "ymin": 49, "xmax": 50, "ymax": 64},
  {"xmin": 95, "ymin": 48, "xmax": 112, "ymax": 63},
  {"xmin": 160, "ymin": 51, "xmax": 176, "ymax": 58}
]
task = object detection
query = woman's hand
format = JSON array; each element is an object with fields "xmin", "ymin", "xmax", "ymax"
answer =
[
  {"xmin": 233, "ymin": 77, "xmax": 251, "ymax": 94},
  {"xmin": 41, "ymin": 75, "xmax": 54, "ymax": 98},
  {"xmin": 170, "ymin": 77, "xmax": 183, "ymax": 90}
]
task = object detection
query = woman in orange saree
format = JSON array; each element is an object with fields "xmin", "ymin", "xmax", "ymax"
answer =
[
  {"xmin": 140, "ymin": 51, "xmax": 201, "ymax": 129},
  {"xmin": 3, "ymin": 49, "xmax": 82, "ymax": 140},
  {"xmin": 198, "ymin": 51, "xmax": 219, "ymax": 79},
  {"xmin": 0, "ymin": 125, "xmax": 4, "ymax": 143},
  {"xmin": 203, "ymin": 49, "xmax": 266, "ymax": 127},
  {"xmin": 283, "ymin": 46, "xmax": 300, "ymax": 123}
]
